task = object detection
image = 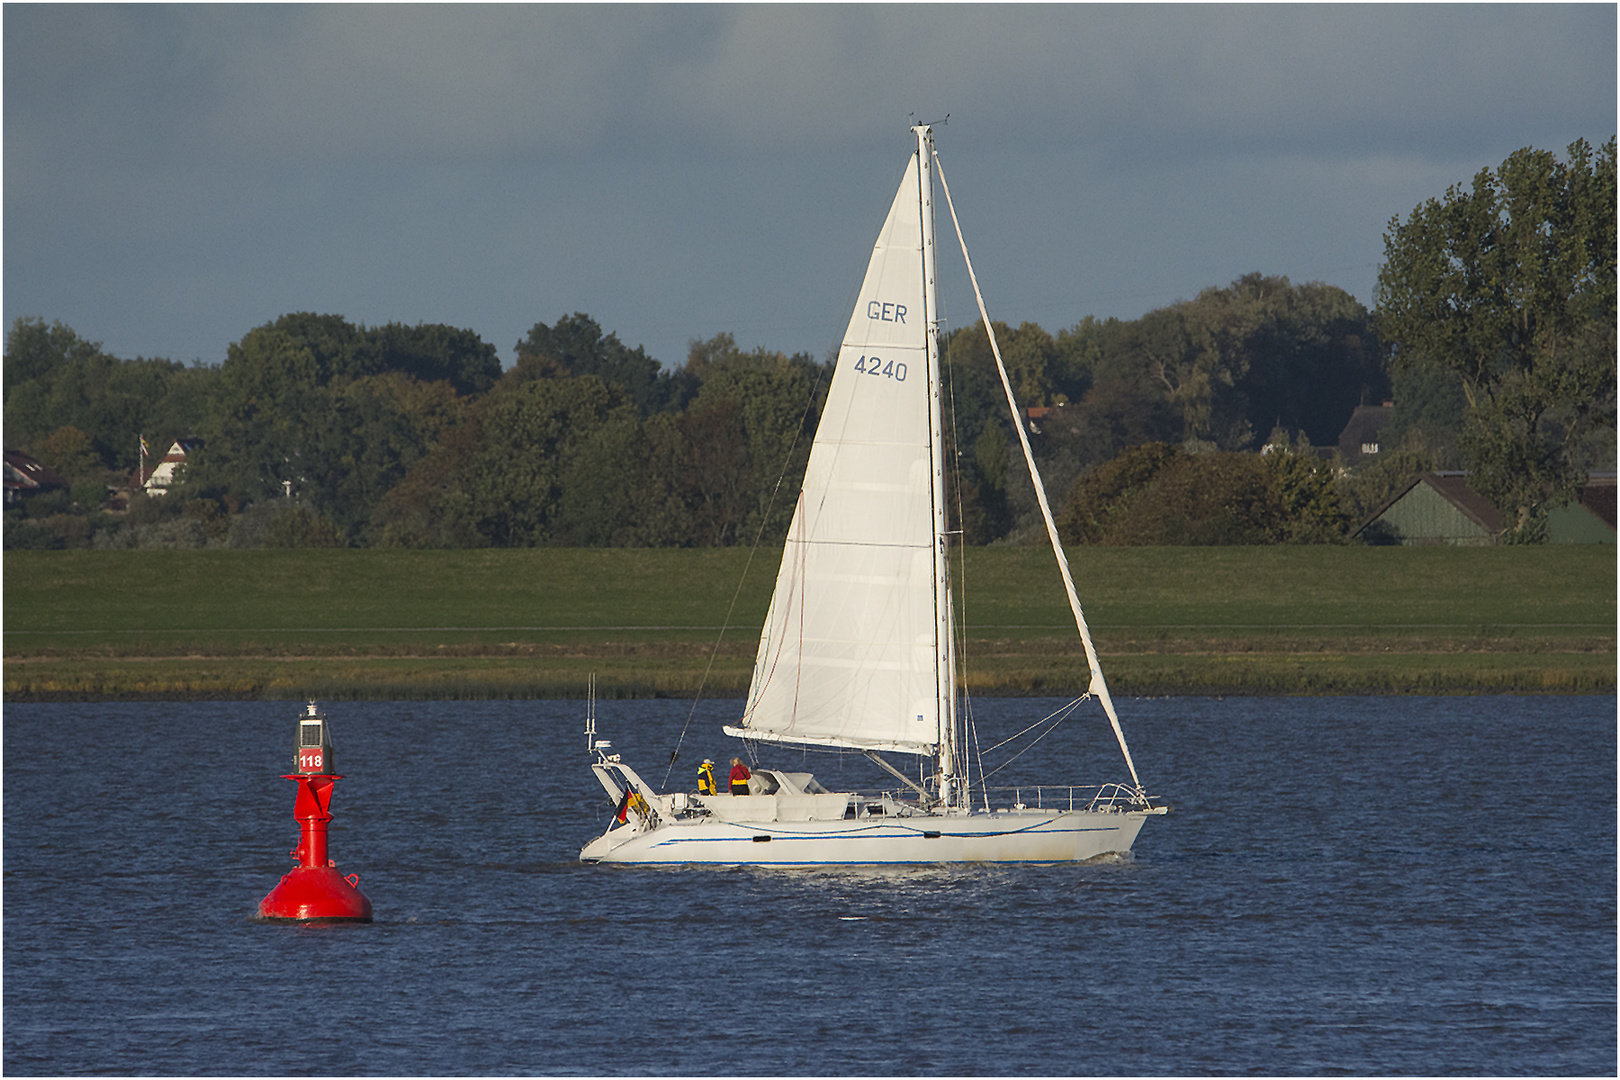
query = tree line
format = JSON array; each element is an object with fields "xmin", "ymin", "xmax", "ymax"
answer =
[{"xmin": 6, "ymin": 137, "xmax": 1612, "ymax": 550}]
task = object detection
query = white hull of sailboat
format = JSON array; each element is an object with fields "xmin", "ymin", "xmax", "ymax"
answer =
[{"xmin": 580, "ymin": 808, "xmax": 1153, "ymax": 866}]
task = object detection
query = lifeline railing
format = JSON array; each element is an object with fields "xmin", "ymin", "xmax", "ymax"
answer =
[
  {"xmin": 983, "ymin": 783, "xmax": 1157, "ymax": 813},
  {"xmin": 855, "ymin": 782, "xmax": 1157, "ymax": 814}
]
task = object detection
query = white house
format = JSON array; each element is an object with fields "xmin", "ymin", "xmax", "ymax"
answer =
[{"xmin": 144, "ymin": 438, "xmax": 203, "ymax": 496}]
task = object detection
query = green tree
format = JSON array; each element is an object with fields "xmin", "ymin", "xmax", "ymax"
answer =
[
  {"xmin": 1264, "ymin": 440, "xmax": 1348, "ymax": 543},
  {"xmin": 1123, "ymin": 454, "xmax": 1277, "ymax": 544},
  {"xmin": 1381, "ymin": 354, "xmax": 1468, "ymax": 467},
  {"xmin": 305, "ymin": 374, "xmax": 466, "ymax": 541},
  {"xmin": 3, "ymin": 318, "xmax": 214, "ymax": 473},
  {"xmin": 1047, "ymin": 278, "xmax": 1385, "ymax": 473},
  {"xmin": 460, "ymin": 376, "xmax": 638, "ymax": 546},
  {"xmin": 940, "ymin": 322, "xmax": 1020, "ymax": 541},
  {"xmin": 941, "ymin": 324, "xmax": 1005, "ymax": 448},
  {"xmin": 225, "ymin": 313, "xmax": 361, "ymax": 396},
  {"xmin": 3, "ymin": 318, "xmax": 101, "ymax": 400},
  {"xmin": 1057, "ymin": 441, "xmax": 1346, "ymax": 546},
  {"xmin": 1050, "ymin": 317, "xmax": 1101, "ymax": 408},
  {"xmin": 1375, "ymin": 136, "xmax": 1617, "ymax": 537},
  {"xmin": 633, "ymin": 412, "xmax": 699, "ymax": 546},
  {"xmin": 1134, "ymin": 304, "xmax": 1254, "ymax": 450},
  {"xmin": 353, "ymin": 322, "xmax": 502, "ymax": 397},
  {"xmin": 33, "ymin": 426, "xmax": 102, "ymax": 486},
  {"xmin": 197, "ymin": 314, "xmax": 361, "ymax": 503},
  {"xmin": 1051, "ymin": 319, "xmax": 1182, "ymax": 469},
  {"xmin": 998, "ymin": 321, "xmax": 1059, "ymax": 408},
  {"xmin": 1213, "ymin": 274, "xmax": 1386, "ymax": 446},
  {"xmin": 676, "ymin": 397, "xmax": 753, "ymax": 546},
  {"xmin": 551, "ymin": 412, "xmax": 655, "ymax": 546},
  {"xmin": 369, "ymin": 411, "xmax": 488, "ymax": 549},
  {"xmin": 682, "ymin": 337, "xmax": 824, "ymax": 544},
  {"xmin": 515, "ymin": 313, "xmax": 691, "ymax": 416},
  {"xmin": 196, "ymin": 314, "xmax": 496, "ymax": 536},
  {"xmin": 1056, "ymin": 442, "xmax": 1184, "ymax": 544},
  {"xmin": 224, "ymin": 501, "xmax": 344, "ymax": 548}
]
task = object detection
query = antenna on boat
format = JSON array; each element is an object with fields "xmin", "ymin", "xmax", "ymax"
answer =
[{"xmin": 584, "ymin": 673, "xmax": 597, "ymax": 755}]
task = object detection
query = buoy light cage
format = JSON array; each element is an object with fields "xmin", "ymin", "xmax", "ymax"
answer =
[{"xmin": 296, "ymin": 701, "xmax": 335, "ymax": 774}]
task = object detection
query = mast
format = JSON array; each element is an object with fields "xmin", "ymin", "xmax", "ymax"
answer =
[{"xmin": 915, "ymin": 123, "xmax": 957, "ymax": 811}]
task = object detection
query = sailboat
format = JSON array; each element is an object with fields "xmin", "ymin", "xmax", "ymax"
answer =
[{"xmin": 581, "ymin": 124, "xmax": 1165, "ymax": 865}]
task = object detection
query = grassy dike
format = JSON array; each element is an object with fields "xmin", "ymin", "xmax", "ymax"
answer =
[{"xmin": 3, "ymin": 546, "xmax": 1614, "ymax": 700}]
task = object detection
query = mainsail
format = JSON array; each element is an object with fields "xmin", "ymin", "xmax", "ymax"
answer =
[{"xmin": 728, "ymin": 151, "xmax": 943, "ymax": 755}]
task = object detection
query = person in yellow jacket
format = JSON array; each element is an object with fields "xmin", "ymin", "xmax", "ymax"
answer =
[{"xmin": 697, "ymin": 758, "xmax": 717, "ymax": 796}]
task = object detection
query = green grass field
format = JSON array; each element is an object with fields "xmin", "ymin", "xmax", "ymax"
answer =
[{"xmin": 4, "ymin": 546, "xmax": 1613, "ymax": 700}]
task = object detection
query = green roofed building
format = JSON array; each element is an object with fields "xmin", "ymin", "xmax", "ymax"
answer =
[
  {"xmin": 1356, "ymin": 473, "xmax": 1616, "ymax": 546},
  {"xmin": 1547, "ymin": 477, "xmax": 1616, "ymax": 544}
]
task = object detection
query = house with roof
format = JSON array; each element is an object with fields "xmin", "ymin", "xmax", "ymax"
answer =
[
  {"xmin": 143, "ymin": 438, "xmax": 203, "ymax": 496},
  {"xmin": 1337, "ymin": 402, "xmax": 1394, "ymax": 466},
  {"xmin": 1355, "ymin": 472, "xmax": 1616, "ymax": 545},
  {"xmin": 1547, "ymin": 476, "xmax": 1616, "ymax": 543},
  {"xmin": 4, "ymin": 450, "xmax": 68, "ymax": 507}
]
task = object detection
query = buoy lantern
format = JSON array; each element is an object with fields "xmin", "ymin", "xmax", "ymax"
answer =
[{"xmin": 257, "ymin": 702, "xmax": 373, "ymax": 922}]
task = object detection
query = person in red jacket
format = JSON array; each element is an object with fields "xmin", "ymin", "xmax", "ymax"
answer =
[{"xmin": 729, "ymin": 757, "xmax": 752, "ymax": 795}]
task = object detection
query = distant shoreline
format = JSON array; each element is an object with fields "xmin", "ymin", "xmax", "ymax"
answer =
[{"xmin": 6, "ymin": 547, "xmax": 1613, "ymax": 701}]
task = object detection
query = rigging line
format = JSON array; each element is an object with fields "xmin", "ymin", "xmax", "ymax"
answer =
[
  {"xmin": 967, "ymin": 712, "xmax": 991, "ymax": 812},
  {"xmin": 976, "ymin": 711, "xmax": 1074, "ymax": 785},
  {"xmin": 942, "ymin": 287, "xmax": 976, "ymax": 794},
  {"xmin": 978, "ymin": 696, "xmax": 1087, "ymax": 756},
  {"xmin": 933, "ymin": 147, "xmax": 1145, "ymax": 794},
  {"xmin": 661, "ymin": 355, "xmax": 831, "ymax": 789}
]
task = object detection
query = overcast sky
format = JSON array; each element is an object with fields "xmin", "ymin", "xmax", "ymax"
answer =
[{"xmin": 5, "ymin": 4, "xmax": 1615, "ymax": 372}]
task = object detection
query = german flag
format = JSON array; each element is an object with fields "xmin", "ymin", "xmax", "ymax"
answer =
[{"xmin": 614, "ymin": 788, "xmax": 633, "ymax": 823}]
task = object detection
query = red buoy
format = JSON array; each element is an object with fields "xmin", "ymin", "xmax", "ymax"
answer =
[{"xmin": 257, "ymin": 703, "xmax": 373, "ymax": 922}]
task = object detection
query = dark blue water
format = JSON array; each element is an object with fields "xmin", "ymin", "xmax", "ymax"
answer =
[{"xmin": 4, "ymin": 696, "xmax": 1614, "ymax": 1075}]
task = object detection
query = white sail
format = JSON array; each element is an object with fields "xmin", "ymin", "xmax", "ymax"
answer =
[{"xmin": 728, "ymin": 152, "xmax": 941, "ymax": 755}]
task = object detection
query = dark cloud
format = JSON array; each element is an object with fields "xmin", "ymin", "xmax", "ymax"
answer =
[{"xmin": 5, "ymin": 4, "xmax": 1614, "ymax": 367}]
